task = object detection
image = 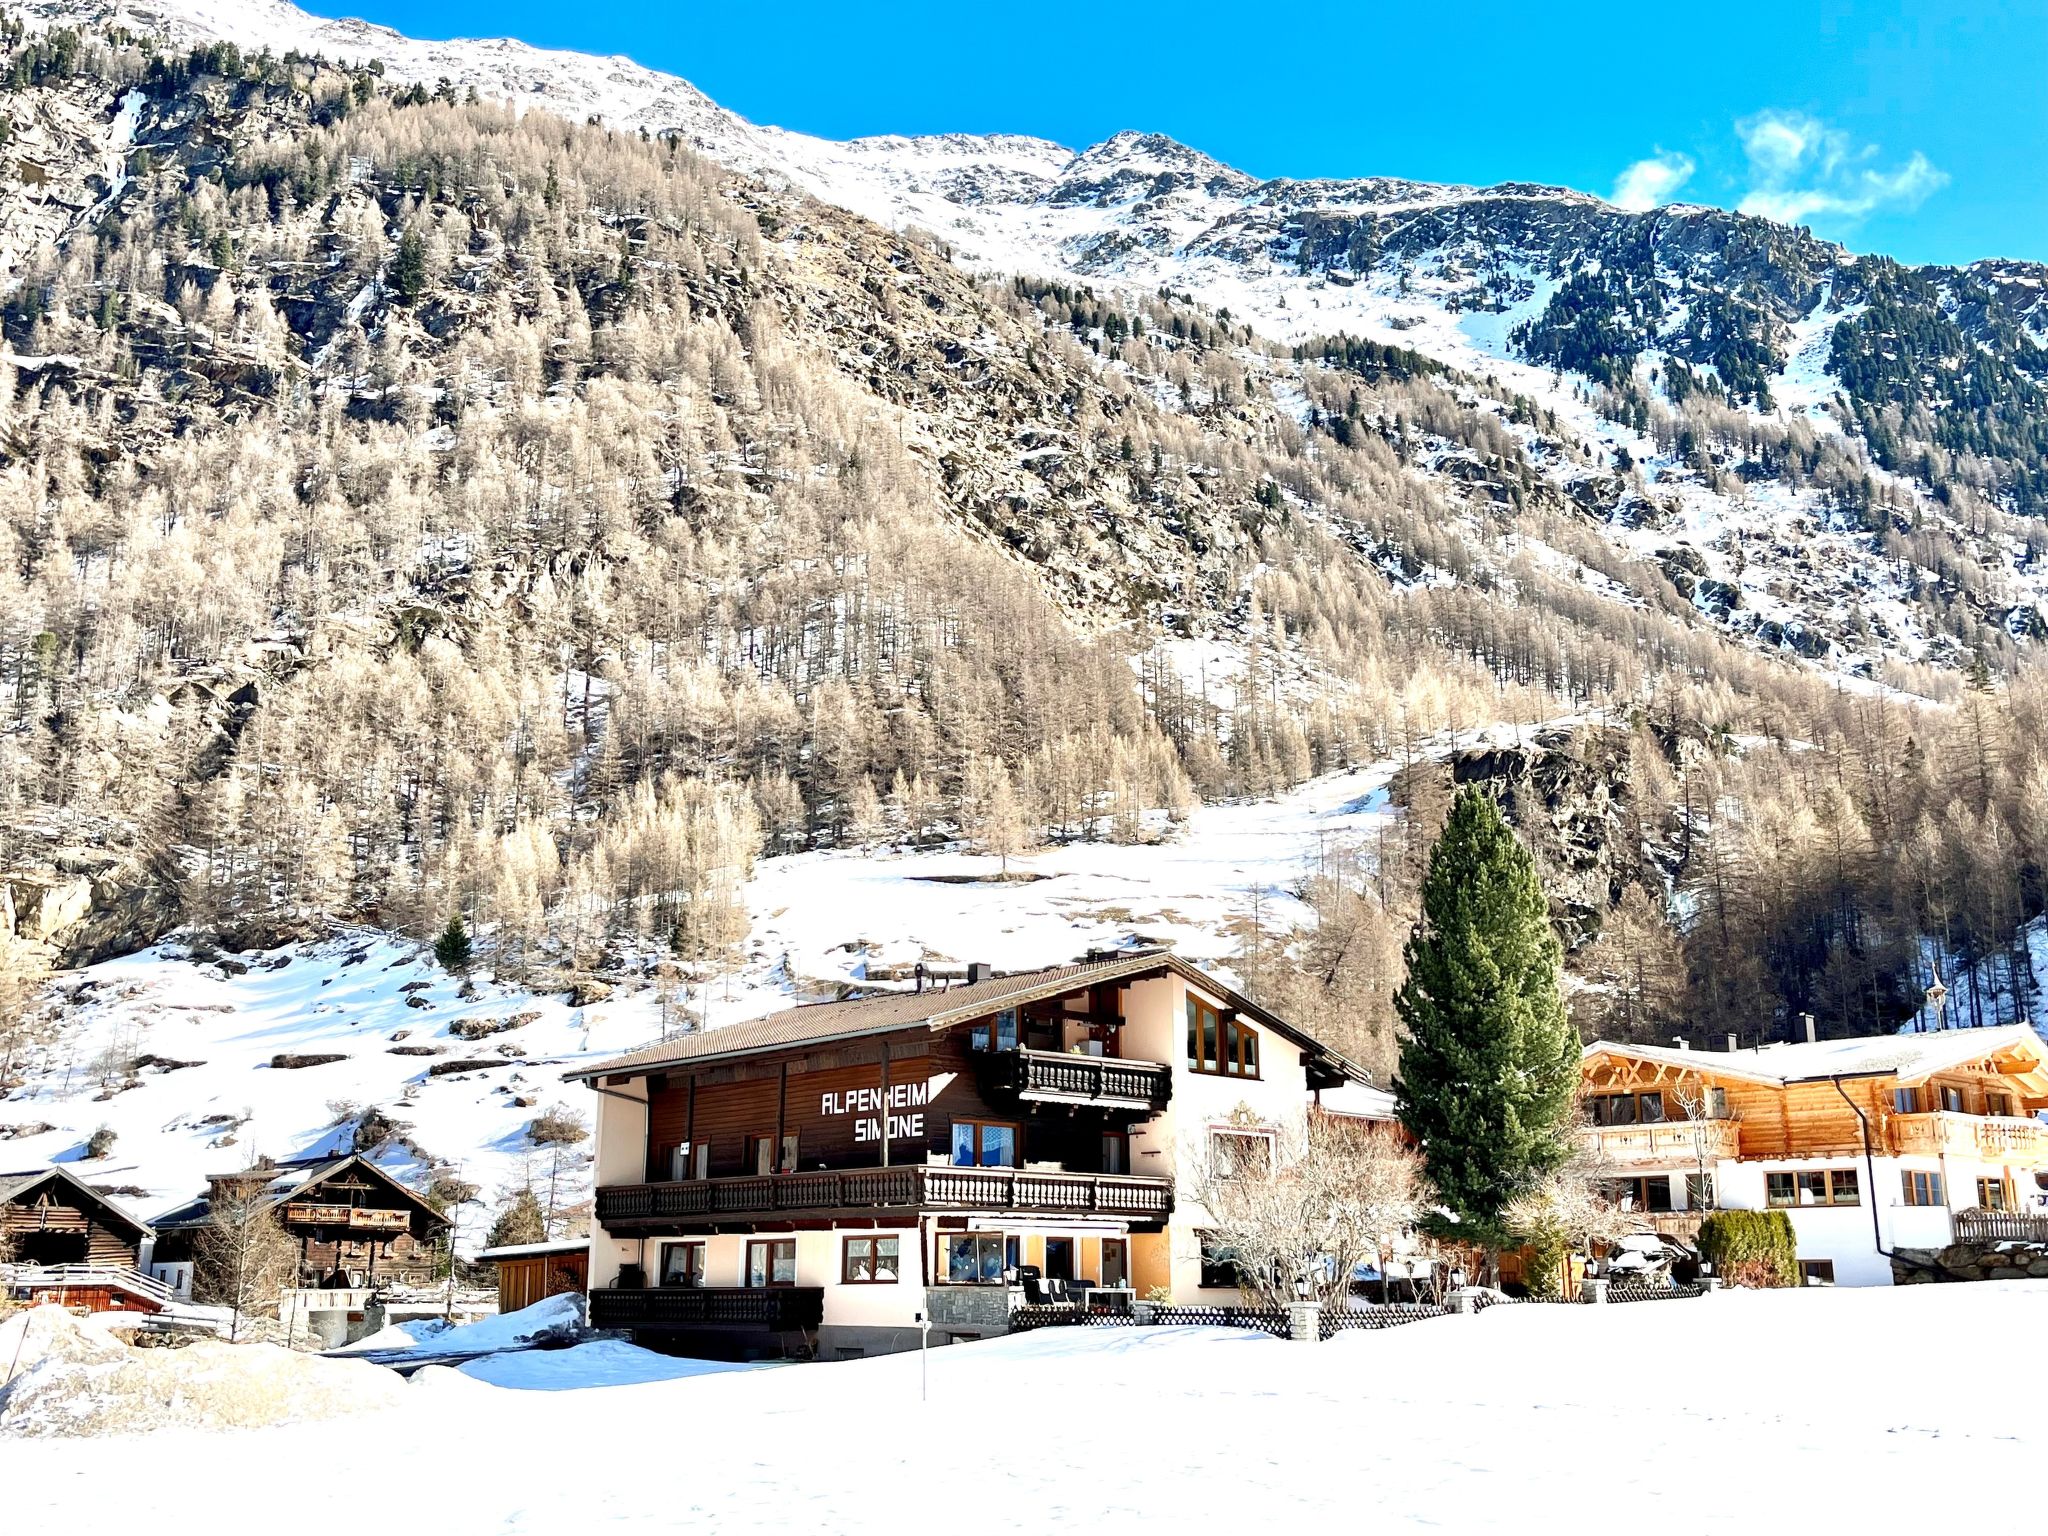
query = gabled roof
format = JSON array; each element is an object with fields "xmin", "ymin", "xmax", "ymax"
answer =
[
  {"xmin": 568, "ymin": 950, "xmax": 1368, "ymax": 1083},
  {"xmin": 1583, "ymin": 1023, "xmax": 2048, "ymax": 1090},
  {"xmin": 153, "ymin": 1153, "xmax": 450, "ymax": 1233},
  {"xmin": 477, "ymin": 1238, "xmax": 590, "ymax": 1261},
  {"xmin": 0, "ymin": 1165, "xmax": 156, "ymax": 1240}
]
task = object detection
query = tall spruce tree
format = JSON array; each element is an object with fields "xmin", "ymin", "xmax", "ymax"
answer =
[{"xmin": 1394, "ymin": 787, "xmax": 1578, "ymax": 1252}]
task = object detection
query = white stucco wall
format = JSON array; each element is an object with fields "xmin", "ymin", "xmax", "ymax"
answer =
[{"xmin": 585, "ymin": 1076, "xmax": 649, "ymax": 1289}]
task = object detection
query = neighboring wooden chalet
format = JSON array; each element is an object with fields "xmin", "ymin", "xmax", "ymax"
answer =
[
  {"xmin": 478, "ymin": 1238, "xmax": 589, "ymax": 1314},
  {"xmin": 151, "ymin": 1154, "xmax": 451, "ymax": 1297},
  {"xmin": 570, "ymin": 949, "xmax": 1367, "ymax": 1359},
  {"xmin": 1581, "ymin": 1023, "xmax": 2048, "ymax": 1286},
  {"xmin": 1, "ymin": 1166, "xmax": 165, "ymax": 1314}
]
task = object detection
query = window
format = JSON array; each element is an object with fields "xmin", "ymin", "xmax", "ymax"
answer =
[
  {"xmin": 745, "ymin": 1239, "xmax": 796, "ymax": 1288},
  {"xmin": 1941, "ymin": 1086, "xmax": 1966, "ymax": 1113},
  {"xmin": 670, "ymin": 1142, "xmax": 709, "ymax": 1181},
  {"xmin": 1977, "ymin": 1177, "xmax": 2012, "ymax": 1212},
  {"xmin": 1210, "ymin": 1130, "xmax": 1273, "ymax": 1180},
  {"xmin": 1894, "ymin": 1086, "xmax": 1924, "ymax": 1114},
  {"xmin": 1604, "ymin": 1177, "xmax": 1674, "ymax": 1213},
  {"xmin": 659, "ymin": 1241, "xmax": 705, "ymax": 1288},
  {"xmin": 1985, "ymin": 1092, "xmax": 2015, "ymax": 1119},
  {"xmin": 1706, "ymin": 1087, "xmax": 1729, "ymax": 1119},
  {"xmin": 1684, "ymin": 1174, "xmax": 1716, "ymax": 1211},
  {"xmin": 942, "ymin": 1232, "xmax": 1007, "ymax": 1285},
  {"xmin": 1768, "ymin": 1169, "xmax": 1859, "ymax": 1206},
  {"xmin": 969, "ymin": 1009, "xmax": 1020, "ymax": 1053},
  {"xmin": 1798, "ymin": 1259, "xmax": 1836, "ymax": 1287},
  {"xmin": 1101, "ymin": 1132, "xmax": 1129, "ymax": 1175},
  {"xmin": 744, "ymin": 1133, "xmax": 798, "ymax": 1175},
  {"xmin": 1197, "ymin": 1230, "xmax": 1241, "ymax": 1289},
  {"xmin": 1902, "ymin": 1170, "xmax": 1946, "ymax": 1207},
  {"xmin": 1186, "ymin": 997, "xmax": 1259, "ymax": 1078},
  {"xmin": 951, "ymin": 1119, "xmax": 1019, "ymax": 1168},
  {"xmin": 1587, "ymin": 1092, "xmax": 1665, "ymax": 1126},
  {"xmin": 841, "ymin": 1236, "xmax": 900, "ymax": 1284}
]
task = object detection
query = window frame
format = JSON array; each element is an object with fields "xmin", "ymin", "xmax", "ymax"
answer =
[
  {"xmin": 1768, "ymin": 1168, "xmax": 1860, "ymax": 1207},
  {"xmin": 950, "ymin": 1117, "xmax": 1021, "ymax": 1168},
  {"xmin": 1798, "ymin": 1259, "xmax": 1836, "ymax": 1287},
  {"xmin": 937, "ymin": 1231, "xmax": 1008, "ymax": 1286},
  {"xmin": 1197, "ymin": 1228, "xmax": 1242, "ymax": 1290},
  {"xmin": 744, "ymin": 1238, "xmax": 797, "ymax": 1289},
  {"xmin": 1100, "ymin": 1130, "xmax": 1130, "ymax": 1175},
  {"xmin": 1209, "ymin": 1128, "xmax": 1275, "ymax": 1181},
  {"xmin": 840, "ymin": 1234, "xmax": 901, "ymax": 1285},
  {"xmin": 1185, "ymin": 995, "xmax": 1260, "ymax": 1079},
  {"xmin": 1901, "ymin": 1169, "xmax": 1946, "ymax": 1208},
  {"xmin": 1976, "ymin": 1176, "xmax": 2012, "ymax": 1212},
  {"xmin": 659, "ymin": 1240, "xmax": 706, "ymax": 1289}
]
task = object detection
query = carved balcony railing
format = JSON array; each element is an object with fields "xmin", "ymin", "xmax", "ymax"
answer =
[{"xmin": 596, "ymin": 1165, "xmax": 1173, "ymax": 1228}]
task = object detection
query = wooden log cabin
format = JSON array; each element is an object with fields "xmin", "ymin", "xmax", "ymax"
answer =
[
  {"xmin": 1, "ymin": 1166, "xmax": 165, "ymax": 1314},
  {"xmin": 1580, "ymin": 1023, "xmax": 2048, "ymax": 1285},
  {"xmin": 150, "ymin": 1154, "xmax": 450, "ymax": 1297},
  {"xmin": 571, "ymin": 950, "xmax": 1368, "ymax": 1359}
]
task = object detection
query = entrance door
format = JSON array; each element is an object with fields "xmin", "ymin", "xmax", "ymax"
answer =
[
  {"xmin": 1100, "ymin": 1238, "xmax": 1129, "ymax": 1289},
  {"xmin": 1043, "ymin": 1237, "xmax": 1075, "ymax": 1282}
]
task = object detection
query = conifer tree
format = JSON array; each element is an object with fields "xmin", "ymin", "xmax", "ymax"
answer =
[
  {"xmin": 433, "ymin": 913, "xmax": 473, "ymax": 973},
  {"xmin": 1393, "ymin": 788, "xmax": 1578, "ymax": 1254}
]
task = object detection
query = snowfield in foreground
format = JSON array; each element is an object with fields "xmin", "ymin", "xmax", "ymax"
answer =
[{"xmin": 5, "ymin": 1284, "xmax": 2042, "ymax": 1530}]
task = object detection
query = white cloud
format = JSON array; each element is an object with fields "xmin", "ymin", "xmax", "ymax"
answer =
[
  {"xmin": 1733, "ymin": 109, "xmax": 1947, "ymax": 226},
  {"xmin": 1611, "ymin": 150, "xmax": 1695, "ymax": 212}
]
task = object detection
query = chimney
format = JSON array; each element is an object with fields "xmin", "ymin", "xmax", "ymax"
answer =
[
  {"xmin": 967, "ymin": 962, "xmax": 995, "ymax": 986},
  {"xmin": 1672, "ymin": 1037, "xmax": 1689, "ymax": 1051},
  {"xmin": 1802, "ymin": 1013, "xmax": 1817, "ymax": 1044},
  {"xmin": 914, "ymin": 962, "xmax": 927, "ymax": 995},
  {"xmin": 1725, "ymin": 1033, "xmax": 1738, "ymax": 1053}
]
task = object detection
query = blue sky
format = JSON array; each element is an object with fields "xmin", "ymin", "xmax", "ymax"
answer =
[{"xmin": 301, "ymin": 0, "xmax": 2048, "ymax": 266}]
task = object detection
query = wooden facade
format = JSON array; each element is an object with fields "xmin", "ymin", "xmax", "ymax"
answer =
[
  {"xmin": 0, "ymin": 1167, "xmax": 152, "ymax": 1269},
  {"xmin": 483, "ymin": 1243, "xmax": 589, "ymax": 1314},
  {"xmin": 153, "ymin": 1155, "xmax": 450, "ymax": 1289}
]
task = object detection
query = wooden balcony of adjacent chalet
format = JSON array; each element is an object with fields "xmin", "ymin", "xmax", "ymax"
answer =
[
  {"xmin": 281, "ymin": 1202, "xmax": 412, "ymax": 1232},
  {"xmin": 596, "ymin": 1164, "xmax": 1174, "ymax": 1229},
  {"xmin": 1889, "ymin": 1111, "xmax": 2048, "ymax": 1161},
  {"xmin": 978, "ymin": 1048, "xmax": 1172, "ymax": 1111},
  {"xmin": 1581, "ymin": 1119, "xmax": 1742, "ymax": 1166},
  {"xmin": 587, "ymin": 1285, "xmax": 824, "ymax": 1333}
]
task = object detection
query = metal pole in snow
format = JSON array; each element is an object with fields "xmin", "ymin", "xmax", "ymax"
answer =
[{"xmin": 917, "ymin": 1310, "xmax": 929, "ymax": 1402}]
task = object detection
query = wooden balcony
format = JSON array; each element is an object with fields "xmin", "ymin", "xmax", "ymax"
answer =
[
  {"xmin": 596, "ymin": 1165, "xmax": 1173, "ymax": 1229},
  {"xmin": 589, "ymin": 1285, "xmax": 824, "ymax": 1332},
  {"xmin": 1581, "ymin": 1119, "xmax": 1741, "ymax": 1166},
  {"xmin": 980, "ymin": 1048, "xmax": 1171, "ymax": 1110},
  {"xmin": 1889, "ymin": 1112, "xmax": 2048, "ymax": 1161},
  {"xmin": 282, "ymin": 1203, "xmax": 413, "ymax": 1232}
]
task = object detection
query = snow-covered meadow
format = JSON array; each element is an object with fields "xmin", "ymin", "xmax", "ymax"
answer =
[{"xmin": 5, "ymin": 1283, "xmax": 2042, "ymax": 1530}]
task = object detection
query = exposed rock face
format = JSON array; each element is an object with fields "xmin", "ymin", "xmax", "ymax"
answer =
[{"xmin": 1, "ymin": 854, "xmax": 182, "ymax": 969}]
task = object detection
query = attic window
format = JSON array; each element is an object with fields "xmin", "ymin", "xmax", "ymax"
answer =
[{"xmin": 1186, "ymin": 997, "xmax": 1258, "ymax": 1078}]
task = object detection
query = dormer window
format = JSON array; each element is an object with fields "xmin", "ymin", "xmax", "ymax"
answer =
[{"xmin": 1186, "ymin": 996, "xmax": 1259, "ymax": 1078}]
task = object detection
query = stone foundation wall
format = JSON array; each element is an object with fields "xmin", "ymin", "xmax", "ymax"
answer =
[{"xmin": 1892, "ymin": 1241, "xmax": 2048, "ymax": 1284}]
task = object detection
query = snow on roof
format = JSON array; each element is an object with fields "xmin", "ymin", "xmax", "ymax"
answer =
[
  {"xmin": 476, "ymin": 1239, "xmax": 591, "ymax": 1261},
  {"xmin": 1316, "ymin": 1081, "xmax": 1398, "ymax": 1120},
  {"xmin": 1584, "ymin": 1023, "xmax": 2048, "ymax": 1086}
]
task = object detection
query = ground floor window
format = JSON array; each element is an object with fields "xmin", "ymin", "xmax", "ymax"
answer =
[
  {"xmin": 1043, "ymin": 1236, "xmax": 1075, "ymax": 1281},
  {"xmin": 941, "ymin": 1232, "xmax": 1007, "ymax": 1285},
  {"xmin": 1902, "ymin": 1170, "xmax": 1946, "ymax": 1207},
  {"xmin": 1767, "ymin": 1168, "xmax": 1860, "ymax": 1207},
  {"xmin": 745, "ymin": 1239, "xmax": 796, "ymax": 1288},
  {"xmin": 1197, "ymin": 1230, "xmax": 1241, "ymax": 1290},
  {"xmin": 1798, "ymin": 1259, "xmax": 1836, "ymax": 1286},
  {"xmin": 1977, "ymin": 1177, "xmax": 2012, "ymax": 1211},
  {"xmin": 842, "ymin": 1235, "xmax": 900, "ymax": 1284},
  {"xmin": 1684, "ymin": 1174, "xmax": 1716, "ymax": 1211},
  {"xmin": 660, "ymin": 1241, "xmax": 705, "ymax": 1288}
]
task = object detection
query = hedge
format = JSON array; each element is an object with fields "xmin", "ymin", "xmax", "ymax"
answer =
[{"xmin": 1697, "ymin": 1210, "xmax": 1799, "ymax": 1288}]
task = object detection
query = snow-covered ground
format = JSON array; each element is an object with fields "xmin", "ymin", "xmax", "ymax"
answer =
[{"xmin": 6, "ymin": 1283, "xmax": 2044, "ymax": 1527}]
